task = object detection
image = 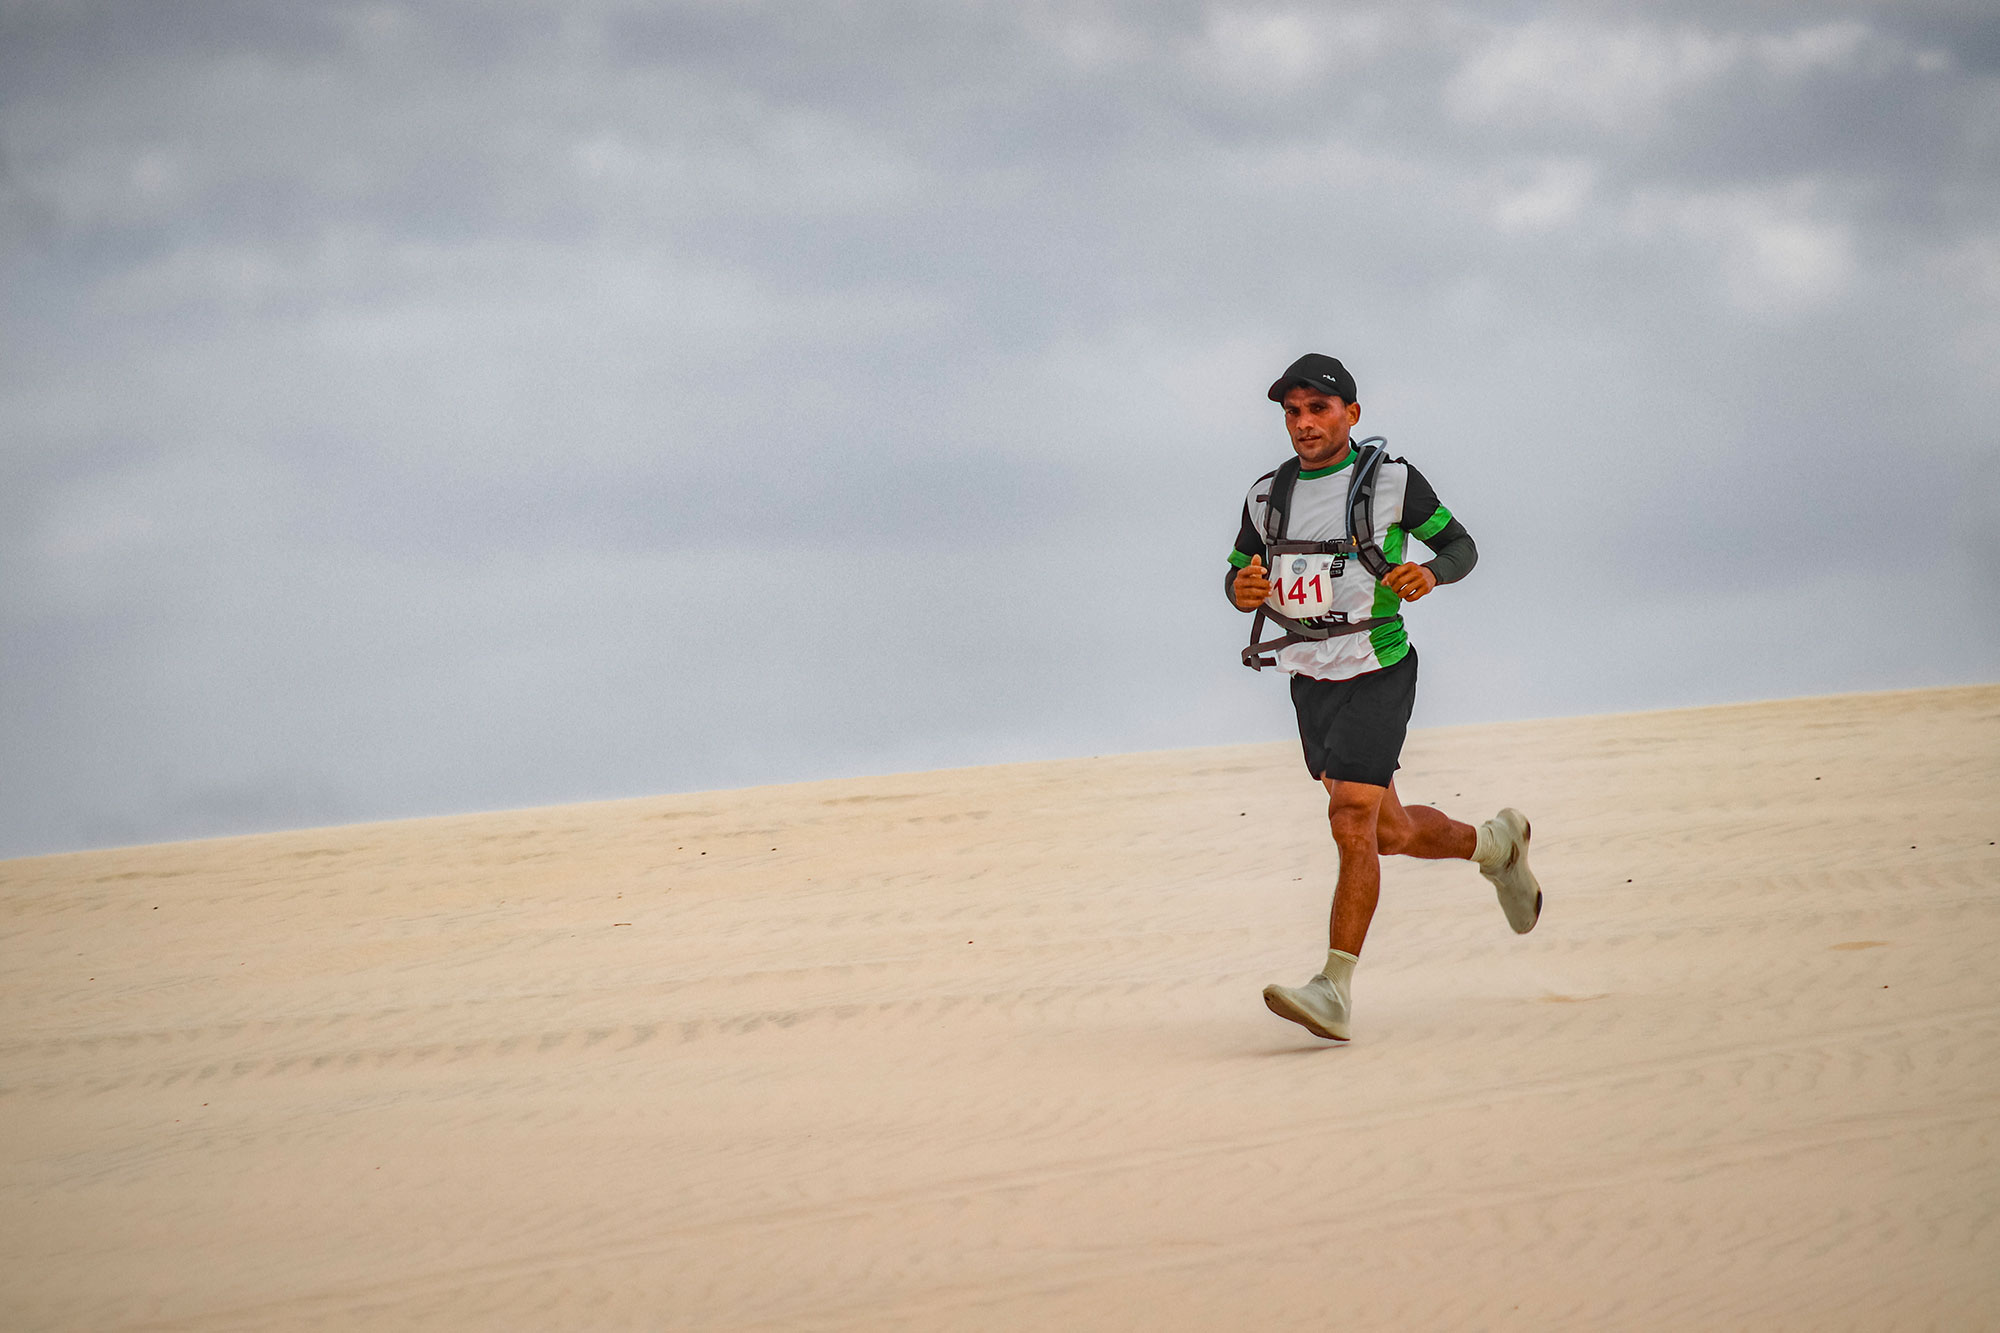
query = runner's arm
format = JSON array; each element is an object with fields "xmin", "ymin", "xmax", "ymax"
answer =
[
  {"xmin": 1421, "ymin": 521, "xmax": 1477, "ymax": 584},
  {"xmin": 1224, "ymin": 501, "xmax": 1268, "ymax": 610},
  {"xmin": 1401, "ymin": 465, "xmax": 1478, "ymax": 585}
]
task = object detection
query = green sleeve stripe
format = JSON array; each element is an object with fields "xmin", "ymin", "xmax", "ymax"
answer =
[
  {"xmin": 1228, "ymin": 549, "xmax": 1253, "ymax": 568},
  {"xmin": 1371, "ymin": 527, "xmax": 1408, "ymax": 619},
  {"xmin": 1411, "ymin": 506, "xmax": 1453, "ymax": 541}
]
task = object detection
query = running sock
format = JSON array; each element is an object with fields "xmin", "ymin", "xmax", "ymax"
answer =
[
  {"xmin": 1323, "ymin": 948, "xmax": 1358, "ymax": 988},
  {"xmin": 1473, "ymin": 818, "xmax": 1502, "ymax": 868}
]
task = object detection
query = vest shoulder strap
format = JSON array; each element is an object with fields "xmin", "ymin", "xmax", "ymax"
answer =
[
  {"xmin": 1345, "ymin": 439, "xmax": 1394, "ymax": 579},
  {"xmin": 1263, "ymin": 456, "xmax": 1303, "ymax": 544}
]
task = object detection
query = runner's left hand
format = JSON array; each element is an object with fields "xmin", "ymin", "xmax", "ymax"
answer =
[{"xmin": 1384, "ymin": 562, "xmax": 1437, "ymax": 602}]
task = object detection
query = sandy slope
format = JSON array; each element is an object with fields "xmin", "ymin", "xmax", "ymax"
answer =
[{"xmin": 3, "ymin": 685, "xmax": 1998, "ymax": 1330}]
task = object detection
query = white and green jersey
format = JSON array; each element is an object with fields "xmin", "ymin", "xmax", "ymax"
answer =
[{"xmin": 1228, "ymin": 448, "xmax": 1470, "ymax": 681}]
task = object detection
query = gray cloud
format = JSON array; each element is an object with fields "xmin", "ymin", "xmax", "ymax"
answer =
[{"xmin": 3, "ymin": 1, "xmax": 1997, "ymax": 856}]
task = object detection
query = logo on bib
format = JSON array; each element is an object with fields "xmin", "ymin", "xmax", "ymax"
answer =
[{"xmin": 1291, "ymin": 558, "xmax": 1308, "ymax": 575}]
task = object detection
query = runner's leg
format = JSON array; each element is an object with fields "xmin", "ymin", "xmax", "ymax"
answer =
[
  {"xmin": 1323, "ymin": 778, "xmax": 1386, "ymax": 955},
  {"xmin": 1373, "ymin": 781, "xmax": 1477, "ymax": 860}
]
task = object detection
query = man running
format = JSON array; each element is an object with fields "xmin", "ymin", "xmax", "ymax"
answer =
[{"xmin": 1225, "ymin": 353, "xmax": 1541, "ymax": 1042}]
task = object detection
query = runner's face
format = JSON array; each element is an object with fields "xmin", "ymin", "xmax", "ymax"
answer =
[{"xmin": 1281, "ymin": 386, "xmax": 1360, "ymax": 468}]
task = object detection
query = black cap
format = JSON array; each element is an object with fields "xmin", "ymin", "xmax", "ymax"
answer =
[{"xmin": 1267, "ymin": 353, "xmax": 1357, "ymax": 404}]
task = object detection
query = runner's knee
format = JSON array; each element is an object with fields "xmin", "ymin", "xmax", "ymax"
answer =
[{"xmin": 1326, "ymin": 796, "xmax": 1380, "ymax": 847}]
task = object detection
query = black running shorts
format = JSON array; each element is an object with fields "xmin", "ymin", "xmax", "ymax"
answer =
[{"xmin": 1288, "ymin": 649, "xmax": 1418, "ymax": 787}]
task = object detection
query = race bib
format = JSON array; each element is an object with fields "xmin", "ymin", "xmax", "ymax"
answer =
[{"xmin": 1266, "ymin": 552, "xmax": 1346, "ymax": 618}]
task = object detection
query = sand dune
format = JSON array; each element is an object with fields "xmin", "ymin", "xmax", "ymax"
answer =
[{"xmin": 4, "ymin": 685, "xmax": 1998, "ymax": 1330}]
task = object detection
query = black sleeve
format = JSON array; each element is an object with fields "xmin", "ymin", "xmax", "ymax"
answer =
[
  {"xmin": 1232, "ymin": 500, "xmax": 1265, "ymax": 566},
  {"xmin": 1224, "ymin": 499, "xmax": 1267, "ymax": 609},
  {"xmin": 1401, "ymin": 463, "xmax": 1477, "ymax": 585},
  {"xmin": 1422, "ymin": 525, "xmax": 1478, "ymax": 584}
]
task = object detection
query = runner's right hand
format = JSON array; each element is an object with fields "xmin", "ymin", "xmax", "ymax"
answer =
[{"xmin": 1233, "ymin": 556, "xmax": 1271, "ymax": 609}]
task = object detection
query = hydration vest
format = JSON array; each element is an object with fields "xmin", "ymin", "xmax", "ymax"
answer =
[{"xmin": 1241, "ymin": 436, "xmax": 1401, "ymax": 672}]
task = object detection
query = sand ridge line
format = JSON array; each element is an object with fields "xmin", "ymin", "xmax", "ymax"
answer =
[
  {"xmin": 12, "ymin": 949, "xmax": 1985, "ymax": 1104},
  {"xmin": 30, "ymin": 1002, "xmax": 1995, "ymax": 1206},
  {"xmin": 7, "ymin": 879, "xmax": 1988, "ymax": 1078}
]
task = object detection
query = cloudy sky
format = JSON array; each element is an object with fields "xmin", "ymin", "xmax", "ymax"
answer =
[{"xmin": 3, "ymin": 1, "xmax": 1996, "ymax": 858}]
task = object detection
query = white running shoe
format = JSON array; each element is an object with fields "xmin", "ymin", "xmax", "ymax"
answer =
[
  {"xmin": 1478, "ymin": 807, "xmax": 1542, "ymax": 934},
  {"xmin": 1262, "ymin": 973, "xmax": 1351, "ymax": 1042}
]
